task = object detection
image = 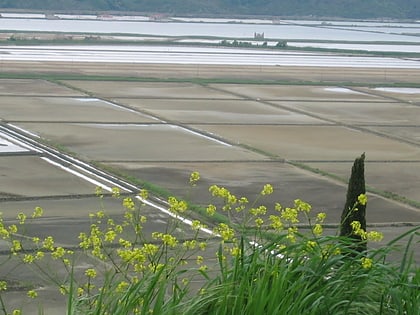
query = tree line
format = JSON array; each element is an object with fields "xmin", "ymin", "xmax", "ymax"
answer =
[{"xmin": 1, "ymin": 0, "xmax": 420, "ymax": 19}]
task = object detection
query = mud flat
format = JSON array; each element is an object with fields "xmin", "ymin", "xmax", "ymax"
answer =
[
  {"xmin": 1, "ymin": 77, "xmax": 418, "ymax": 219},
  {"xmin": 0, "ymin": 63, "xmax": 419, "ymax": 313}
]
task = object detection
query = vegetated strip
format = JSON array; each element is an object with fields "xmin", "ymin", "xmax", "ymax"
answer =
[{"xmin": 2, "ymin": 71, "xmax": 420, "ymax": 88}]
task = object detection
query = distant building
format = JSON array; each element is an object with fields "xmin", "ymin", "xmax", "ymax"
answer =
[
  {"xmin": 97, "ymin": 14, "xmax": 114, "ymax": 20},
  {"xmin": 149, "ymin": 14, "xmax": 170, "ymax": 22},
  {"xmin": 254, "ymin": 32, "xmax": 265, "ymax": 39},
  {"xmin": 45, "ymin": 14, "xmax": 59, "ymax": 20}
]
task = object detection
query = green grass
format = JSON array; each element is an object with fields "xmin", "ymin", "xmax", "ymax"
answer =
[
  {"xmin": 2, "ymin": 71, "xmax": 420, "ymax": 88},
  {"xmin": 0, "ymin": 175, "xmax": 418, "ymax": 314}
]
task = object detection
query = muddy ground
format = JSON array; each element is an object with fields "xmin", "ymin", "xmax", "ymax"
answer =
[{"xmin": 0, "ymin": 63, "xmax": 419, "ymax": 314}]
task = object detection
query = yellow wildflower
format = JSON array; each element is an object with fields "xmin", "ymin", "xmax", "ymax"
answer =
[
  {"xmin": 139, "ymin": 189, "xmax": 149, "ymax": 200},
  {"xmin": 351, "ymin": 221, "xmax": 367, "ymax": 239},
  {"xmin": 96, "ymin": 211, "xmax": 105, "ymax": 219},
  {"xmin": 123, "ymin": 197, "xmax": 135, "ymax": 211},
  {"xmin": 77, "ymin": 287, "xmax": 85, "ymax": 297},
  {"xmin": 8, "ymin": 224, "xmax": 18, "ymax": 233},
  {"xmin": 286, "ymin": 226, "xmax": 298, "ymax": 243},
  {"xmin": 196, "ymin": 255, "xmax": 204, "ymax": 265},
  {"xmin": 17, "ymin": 212, "xmax": 26, "ymax": 225},
  {"xmin": 183, "ymin": 240, "xmax": 197, "ymax": 250},
  {"xmin": 35, "ymin": 251, "xmax": 44, "ymax": 260},
  {"xmin": 143, "ymin": 243, "xmax": 158, "ymax": 255},
  {"xmin": 42, "ymin": 236, "xmax": 55, "ymax": 251},
  {"xmin": 85, "ymin": 268, "xmax": 97, "ymax": 278},
  {"xmin": 59, "ymin": 285, "xmax": 68, "ymax": 295},
  {"xmin": 306, "ymin": 240, "xmax": 317, "ymax": 250},
  {"xmin": 168, "ymin": 196, "xmax": 188, "ymax": 214},
  {"xmin": 27, "ymin": 290, "xmax": 38, "ymax": 299},
  {"xmin": 182, "ymin": 278, "xmax": 189, "ymax": 286},
  {"xmin": 294, "ymin": 199, "xmax": 312, "ymax": 212},
  {"xmin": 95, "ymin": 186, "xmax": 103, "ymax": 197},
  {"xmin": 361, "ymin": 257, "xmax": 373, "ymax": 269},
  {"xmin": 206, "ymin": 204, "xmax": 216, "ymax": 216},
  {"xmin": 0, "ymin": 226, "xmax": 10, "ymax": 239},
  {"xmin": 116, "ymin": 281, "xmax": 129, "ymax": 293},
  {"xmin": 23, "ymin": 254, "xmax": 35, "ymax": 264},
  {"xmin": 255, "ymin": 217, "xmax": 264, "ymax": 227},
  {"xmin": 119, "ymin": 238, "xmax": 132, "ymax": 248},
  {"xmin": 231, "ymin": 246, "xmax": 241, "ymax": 257},
  {"xmin": 0, "ymin": 281, "xmax": 7, "ymax": 291},
  {"xmin": 32, "ymin": 206, "xmax": 43, "ymax": 218},
  {"xmin": 261, "ymin": 184, "xmax": 273, "ymax": 195},
  {"xmin": 269, "ymin": 215, "xmax": 283, "ymax": 231},
  {"xmin": 11, "ymin": 240, "xmax": 22, "ymax": 253},
  {"xmin": 313, "ymin": 224, "xmax": 323, "ymax": 236},
  {"xmin": 161, "ymin": 234, "xmax": 178, "ymax": 247},
  {"xmin": 51, "ymin": 247, "xmax": 65, "ymax": 259},
  {"xmin": 367, "ymin": 231, "xmax": 384, "ymax": 242},
  {"xmin": 275, "ymin": 203, "xmax": 282, "ymax": 212},
  {"xmin": 111, "ymin": 187, "xmax": 121, "ymax": 198},
  {"xmin": 316, "ymin": 212, "xmax": 327, "ymax": 223},
  {"xmin": 281, "ymin": 207, "xmax": 299, "ymax": 223},
  {"xmin": 190, "ymin": 171, "xmax": 200, "ymax": 186},
  {"xmin": 214, "ymin": 223, "xmax": 235, "ymax": 241},
  {"xmin": 199, "ymin": 242, "xmax": 207, "ymax": 250},
  {"xmin": 191, "ymin": 220, "xmax": 204, "ymax": 231},
  {"xmin": 235, "ymin": 197, "xmax": 248, "ymax": 212},
  {"xmin": 250, "ymin": 205, "xmax": 267, "ymax": 216},
  {"xmin": 104, "ymin": 230, "xmax": 117, "ymax": 242},
  {"xmin": 357, "ymin": 194, "xmax": 368, "ymax": 206}
]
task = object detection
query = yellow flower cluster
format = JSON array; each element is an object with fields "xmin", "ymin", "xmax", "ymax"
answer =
[
  {"xmin": 312, "ymin": 224, "xmax": 323, "ymax": 236},
  {"xmin": 206, "ymin": 204, "xmax": 217, "ymax": 216},
  {"xmin": 152, "ymin": 232, "xmax": 178, "ymax": 248},
  {"xmin": 350, "ymin": 221, "xmax": 383, "ymax": 241},
  {"xmin": 0, "ymin": 281, "xmax": 7, "ymax": 291},
  {"xmin": 32, "ymin": 206, "xmax": 43, "ymax": 218},
  {"xmin": 214, "ymin": 223, "xmax": 235, "ymax": 241},
  {"xmin": 168, "ymin": 196, "xmax": 188, "ymax": 214},
  {"xmin": 261, "ymin": 184, "xmax": 274, "ymax": 196},
  {"xmin": 190, "ymin": 171, "xmax": 200, "ymax": 186},
  {"xmin": 209, "ymin": 185, "xmax": 237, "ymax": 211},
  {"xmin": 357, "ymin": 194, "xmax": 368, "ymax": 206},
  {"xmin": 361, "ymin": 257, "xmax": 373, "ymax": 269},
  {"xmin": 85, "ymin": 268, "xmax": 97, "ymax": 278},
  {"xmin": 27, "ymin": 290, "xmax": 38, "ymax": 299},
  {"xmin": 269, "ymin": 215, "xmax": 283, "ymax": 231},
  {"xmin": 112, "ymin": 187, "xmax": 121, "ymax": 198},
  {"xmin": 250, "ymin": 205, "xmax": 267, "ymax": 216},
  {"xmin": 294, "ymin": 199, "xmax": 312, "ymax": 212},
  {"xmin": 123, "ymin": 197, "xmax": 135, "ymax": 211},
  {"xmin": 191, "ymin": 219, "xmax": 206, "ymax": 231}
]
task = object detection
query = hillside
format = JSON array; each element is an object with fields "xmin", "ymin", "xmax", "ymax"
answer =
[{"xmin": 0, "ymin": 0, "xmax": 419, "ymax": 19}]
